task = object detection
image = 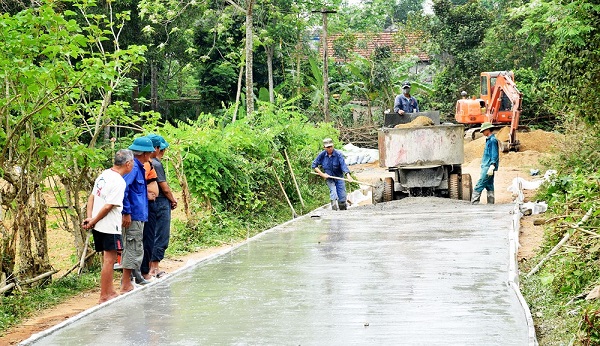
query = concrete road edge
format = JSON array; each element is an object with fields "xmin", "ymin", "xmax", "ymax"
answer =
[{"xmin": 509, "ymin": 202, "xmax": 538, "ymax": 346}]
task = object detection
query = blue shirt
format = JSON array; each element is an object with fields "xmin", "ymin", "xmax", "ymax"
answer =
[
  {"xmin": 481, "ymin": 134, "xmax": 499, "ymax": 170},
  {"xmin": 394, "ymin": 94, "xmax": 419, "ymax": 113},
  {"xmin": 122, "ymin": 157, "xmax": 148, "ymax": 221},
  {"xmin": 311, "ymin": 149, "xmax": 350, "ymax": 178}
]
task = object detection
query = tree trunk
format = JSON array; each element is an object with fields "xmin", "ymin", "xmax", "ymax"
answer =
[
  {"xmin": 233, "ymin": 63, "xmax": 244, "ymax": 123},
  {"xmin": 0, "ymin": 211, "xmax": 17, "ymax": 286},
  {"xmin": 266, "ymin": 45, "xmax": 275, "ymax": 103},
  {"xmin": 151, "ymin": 60, "xmax": 159, "ymax": 112},
  {"xmin": 171, "ymin": 152, "xmax": 192, "ymax": 220},
  {"xmin": 15, "ymin": 184, "xmax": 52, "ymax": 282},
  {"xmin": 245, "ymin": 0, "xmax": 255, "ymax": 116},
  {"xmin": 60, "ymin": 167, "xmax": 93, "ymax": 264},
  {"xmin": 30, "ymin": 190, "xmax": 51, "ymax": 279},
  {"xmin": 321, "ymin": 11, "xmax": 331, "ymax": 122}
]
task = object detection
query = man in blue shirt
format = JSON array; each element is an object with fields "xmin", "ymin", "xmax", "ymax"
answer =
[
  {"xmin": 121, "ymin": 136, "xmax": 155, "ymax": 292},
  {"xmin": 472, "ymin": 122, "xmax": 500, "ymax": 204},
  {"xmin": 312, "ymin": 138, "xmax": 353, "ymax": 210},
  {"xmin": 393, "ymin": 81, "xmax": 419, "ymax": 115}
]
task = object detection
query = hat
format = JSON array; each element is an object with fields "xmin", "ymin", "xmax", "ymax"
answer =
[
  {"xmin": 128, "ymin": 137, "xmax": 155, "ymax": 152},
  {"xmin": 322, "ymin": 138, "xmax": 334, "ymax": 147},
  {"xmin": 479, "ymin": 122, "xmax": 495, "ymax": 133},
  {"xmin": 146, "ymin": 134, "xmax": 163, "ymax": 148},
  {"xmin": 159, "ymin": 137, "xmax": 169, "ymax": 150},
  {"xmin": 402, "ymin": 81, "xmax": 411, "ymax": 89}
]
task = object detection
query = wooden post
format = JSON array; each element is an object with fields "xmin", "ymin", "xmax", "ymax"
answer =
[
  {"xmin": 273, "ymin": 167, "xmax": 298, "ymax": 218},
  {"xmin": 284, "ymin": 149, "xmax": 304, "ymax": 208}
]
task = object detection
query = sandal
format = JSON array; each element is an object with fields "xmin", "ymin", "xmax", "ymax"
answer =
[{"xmin": 155, "ymin": 270, "xmax": 167, "ymax": 278}]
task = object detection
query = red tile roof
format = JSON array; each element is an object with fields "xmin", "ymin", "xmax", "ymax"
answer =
[{"xmin": 324, "ymin": 32, "xmax": 429, "ymax": 63}]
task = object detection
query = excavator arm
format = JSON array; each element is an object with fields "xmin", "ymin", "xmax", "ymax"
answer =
[{"xmin": 486, "ymin": 72, "xmax": 523, "ymax": 151}]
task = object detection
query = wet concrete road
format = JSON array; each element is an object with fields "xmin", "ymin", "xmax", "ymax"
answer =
[{"xmin": 25, "ymin": 198, "xmax": 530, "ymax": 345}]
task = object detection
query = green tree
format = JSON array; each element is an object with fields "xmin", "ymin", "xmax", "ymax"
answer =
[
  {"xmin": 427, "ymin": 0, "xmax": 491, "ymax": 116},
  {"xmin": 0, "ymin": 1, "xmax": 148, "ymax": 283}
]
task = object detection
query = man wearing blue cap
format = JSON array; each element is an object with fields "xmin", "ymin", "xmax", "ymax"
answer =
[
  {"xmin": 121, "ymin": 136, "xmax": 155, "ymax": 292},
  {"xmin": 144, "ymin": 134, "xmax": 177, "ymax": 279}
]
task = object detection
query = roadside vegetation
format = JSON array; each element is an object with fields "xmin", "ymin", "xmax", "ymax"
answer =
[
  {"xmin": 1, "ymin": 0, "xmax": 599, "ymax": 342},
  {"xmin": 521, "ymin": 121, "xmax": 600, "ymax": 345}
]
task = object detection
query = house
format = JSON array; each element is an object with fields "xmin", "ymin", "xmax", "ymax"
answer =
[{"xmin": 323, "ymin": 31, "xmax": 430, "ymax": 73}]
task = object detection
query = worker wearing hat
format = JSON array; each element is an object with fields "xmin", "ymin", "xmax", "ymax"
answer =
[
  {"xmin": 393, "ymin": 81, "xmax": 419, "ymax": 115},
  {"xmin": 472, "ymin": 122, "xmax": 499, "ymax": 204},
  {"xmin": 311, "ymin": 138, "xmax": 353, "ymax": 210},
  {"xmin": 120, "ymin": 136, "xmax": 155, "ymax": 292}
]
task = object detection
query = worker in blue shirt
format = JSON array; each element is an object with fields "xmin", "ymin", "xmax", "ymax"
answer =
[
  {"xmin": 393, "ymin": 81, "xmax": 419, "ymax": 115},
  {"xmin": 472, "ymin": 122, "xmax": 499, "ymax": 204},
  {"xmin": 312, "ymin": 138, "xmax": 353, "ymax": 210},
  {"xmin": 120, "ymin": 136, "xmax": 155, "ymax": 292}
]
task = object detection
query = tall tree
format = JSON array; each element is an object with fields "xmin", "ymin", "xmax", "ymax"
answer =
[
  {"xmin": 427, "ymin": 0, "xmax": 491, "ymax": 115},
  {"xmin": 0, "ymin": 1, "xmax": 148, "ymax": 282}
]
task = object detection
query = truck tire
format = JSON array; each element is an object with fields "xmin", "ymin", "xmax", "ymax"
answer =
[
  {"xmin": 383, "ymin": 177, "xmax": 394, "ymax": 202},
  {"xmin": 449, "ymin": 174, "xmax": 460, "ymax": 199},
  {"xmin": 461, "ymin": 174, "xmax": 472, "ymax": 201}
]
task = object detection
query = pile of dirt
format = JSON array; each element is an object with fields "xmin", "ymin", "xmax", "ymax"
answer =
[
  {"xmin": 394, "ymin": 116, "xmax": 434, "ymax": 128},
  {"xmin": 464, "ymin": 129, "xmax": 562, "ymax": 164}
]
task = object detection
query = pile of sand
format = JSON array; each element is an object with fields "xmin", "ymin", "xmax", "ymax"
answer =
[
  {"xmin": 394, "ymin": 116, "xmax": 434, "ymax": 128},
  {"xmin": 464, "ymin": 128, "xmax": 562, "ymax": 167},
  {"xmin": 492, "ymin": 128, "xmax": 560, "ymax": 152}
]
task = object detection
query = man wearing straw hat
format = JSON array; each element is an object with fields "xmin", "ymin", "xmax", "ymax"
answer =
[
  {"xmin": 312, "ymin": 138, "xmax": 353, "ymax": 210},
  {"xmin": 471, "ymin": 122, "xmax": 499, "ymax": 204}
]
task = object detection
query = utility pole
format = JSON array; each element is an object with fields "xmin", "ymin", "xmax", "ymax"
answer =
[{"xmin": 312, "ymin": 8, "xmax": 336, "ymax": 123}]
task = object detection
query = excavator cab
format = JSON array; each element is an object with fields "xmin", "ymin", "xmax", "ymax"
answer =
[{"xmin": 480, "ymin": 71, "xmax": 515, "ymax": 124}]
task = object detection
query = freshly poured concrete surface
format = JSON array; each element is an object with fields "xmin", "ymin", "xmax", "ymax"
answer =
[{"xmin": 27, "ymin": 199, "xmax": 529, "ymax": 345}]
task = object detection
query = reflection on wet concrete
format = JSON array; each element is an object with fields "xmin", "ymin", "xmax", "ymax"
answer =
[{"xmin": 25, "ymin": 199, "xmax": 529, "ymax": 345}]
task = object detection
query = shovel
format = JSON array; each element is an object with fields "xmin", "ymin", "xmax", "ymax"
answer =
[{"xmin": 310, "ymin": 171, "xmax": 376, "ymax": 187}]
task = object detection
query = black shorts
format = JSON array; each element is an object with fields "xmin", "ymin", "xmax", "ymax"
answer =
[{"xmin": 92, "ymin": 230, "xmax": 123, "ymax": 253}]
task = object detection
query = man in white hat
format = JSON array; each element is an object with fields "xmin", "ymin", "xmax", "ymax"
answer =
[
  {"xmin": 472, "ymin": 122, "xmax": 499, "ymax": 204},
  {"xmin": 311, "ymin": 138, "xmax": 353, "ymax": 210}
]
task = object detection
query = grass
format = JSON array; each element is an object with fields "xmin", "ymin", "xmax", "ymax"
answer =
[{"xmin": 0, "ymin": 273, "xmax": 99, "ymax": 333}]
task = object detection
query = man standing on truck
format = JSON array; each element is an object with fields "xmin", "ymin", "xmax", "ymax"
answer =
[
  {"xmin": 394, "ymin": 81, "xmax": 419, "ymax": 115},
  {"xmin": 312, "ymin": 138, "xmax": 353, "ymax": 210},
  {"xmin": 472, "ymin": 122, "xmax": 499, "ymax": 204}
]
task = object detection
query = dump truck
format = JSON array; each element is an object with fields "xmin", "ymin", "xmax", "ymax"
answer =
[{"xmin": 379, "ymin": 111, "xmax": 472, "ymax": 201}]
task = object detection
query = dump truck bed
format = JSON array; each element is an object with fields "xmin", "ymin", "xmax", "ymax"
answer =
[{"xmin": 378, "ymin": 124, "xmax": 465, "ymax": 168}]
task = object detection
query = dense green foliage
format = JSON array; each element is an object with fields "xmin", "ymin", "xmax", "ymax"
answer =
[{"xmin": 521, "ymin": 121, "xmax": 600, "ymax": 344}]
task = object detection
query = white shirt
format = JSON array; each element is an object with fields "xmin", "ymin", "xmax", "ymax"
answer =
[{"xmin": 91, "ymin": 169, "xmax": 126, "ymax": 234}]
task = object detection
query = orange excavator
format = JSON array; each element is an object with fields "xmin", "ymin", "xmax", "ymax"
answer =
[{"xmin": 455, "ymin": 71, "xmax": 523, "ymax": 151}]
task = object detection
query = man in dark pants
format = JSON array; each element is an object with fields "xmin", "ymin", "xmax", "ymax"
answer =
[
  {"xmin": 472, "ymin": 122, "xmax": 499, "ymax": 204},
  {"xmin": 149, "ymin": 136, "xmax": 177, "ymax": 278},
  {"xmin": 312, "ymin": 138, "xmax": 353, "ymax": 211}
]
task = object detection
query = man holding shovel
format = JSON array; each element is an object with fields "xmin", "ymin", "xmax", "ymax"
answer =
[{"xmin": 312, "ymin": 138, "xmax": 353, "ymax": 210}]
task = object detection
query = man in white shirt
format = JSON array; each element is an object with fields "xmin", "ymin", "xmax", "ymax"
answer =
[{"xmin": 83, "ymin": 149, "xmax": 134, "ymax": 304}]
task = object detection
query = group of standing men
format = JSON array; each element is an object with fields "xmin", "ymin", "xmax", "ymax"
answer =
[{"xmin": 83, "ymin": 134, "xmax": 177, "ymax": 303}]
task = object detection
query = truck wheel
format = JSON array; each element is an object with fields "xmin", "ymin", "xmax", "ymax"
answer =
[
  {"xmin": 461, "ymin": 174, "xmax": 472, "ymax": 201},
  {"xmin": 383, "ymin": 177, "xmax": 394, "ymax": 202},
  {"xmin": 449, "ymin": 174, "xmax": 460, "ymax": 199}
]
